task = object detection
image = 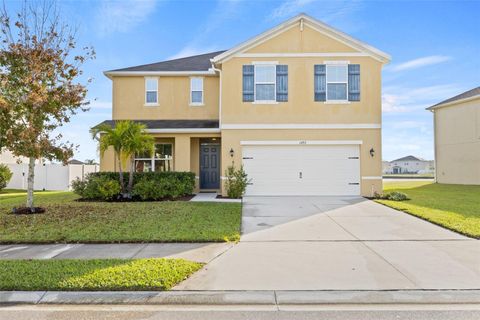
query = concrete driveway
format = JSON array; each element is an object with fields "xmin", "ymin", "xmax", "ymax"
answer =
[{"xmin": 176, "ymin": 196, "xmax": 480, "ymax": 290}]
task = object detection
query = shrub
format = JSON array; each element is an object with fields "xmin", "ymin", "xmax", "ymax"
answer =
[
  {"xmin": 72, "ymin": 175, "xmax": 121, "ymax": 201},
  {"xmin": 0, "ymin": 164, "xmax": 13, "ymax": 191},
  {"xmin": 374, "ymin": 191, "xmax": 409, "ymax": 201},
  {"xmin": 132, "ymin": 179, "xmax": 163, "ymax": 200},
  {"xmin": 225, "ymin": 164, "xmax": 249, "ymax": 199},
  {"xmin": 74, "ymin": 171, "xmax": 195, "ymax": 201},
  {"xmin": 385, "ymin": 191, "xmax": 409, "ymax": 201}
]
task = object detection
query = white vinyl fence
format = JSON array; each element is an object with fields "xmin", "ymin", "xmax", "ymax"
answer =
[{"xmin": 6, "ymin": 163, "xmax": 99, "ymax": 191}]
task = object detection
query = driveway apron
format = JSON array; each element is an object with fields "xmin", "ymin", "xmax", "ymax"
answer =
[{"xmin": 175, "ymin": 196, "xmax": 479, "ymax": 290}]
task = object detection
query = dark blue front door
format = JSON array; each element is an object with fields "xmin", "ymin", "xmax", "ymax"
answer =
[{"xmin": 200, "ymin": 144, "xmax": 220, "ymax": 189}]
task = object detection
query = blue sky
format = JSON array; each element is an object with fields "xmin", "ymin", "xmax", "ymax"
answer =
[{"xmin": 5, "ymin": 0, "xmax": 479, "ymax": 162}]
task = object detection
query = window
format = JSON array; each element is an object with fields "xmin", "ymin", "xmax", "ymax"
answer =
[
  {"xmin": 135, "ymin": 143, "xmax": 172, "ymax": 172},
  {"xmin": 190, "ymin": 77, "xmax": 204, "ymax": 105},
  {"xmin": 326, "ymin": 65, "xmax": 347, "ymax": 101},
  {"xmin": 145, "ymin": 78, "xmax": 158, "ymax": 105},
  {"xmin": 254, "ymin": 65, "xmax": 276, "ymax": 102}
]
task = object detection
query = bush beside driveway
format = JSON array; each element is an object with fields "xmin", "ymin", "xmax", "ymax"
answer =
[
  {"xmin": 377, "ymin": 181, "xmax": 480, "ymax": 238},
  {"xmin": 0, "ymin": 191, "xmax": 241, "ymax": 243}
]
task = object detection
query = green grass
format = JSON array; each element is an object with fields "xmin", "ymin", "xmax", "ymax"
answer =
[
  {"xmin": 376, "ymin": 181, "xmax": 480, "ymax": 238},
  {"xmin": 0, "ymin": 258, "xmax": 202, "ymax": 291},
  {"xmin": 0, "ymin": 190, "xmax": 241, "ymax": 243}
]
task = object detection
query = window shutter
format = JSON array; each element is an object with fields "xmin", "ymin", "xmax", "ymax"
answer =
[
  {"xmin": 242, "ymin": 65, "xmax": 254, "ymax": 102},
  {"xmin": 314, "ymin": 64, "xmax": 326, "ymax": 101},
  {"xmin": 276, "ymin": 65, "xmax": 288, "ymax": 102},
  {"xmin": 348, "ymin": 64, "xmax": 360, "ymax": 101}
]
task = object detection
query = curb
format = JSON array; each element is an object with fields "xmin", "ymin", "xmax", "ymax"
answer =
[{"xmin": 1, "ymin": 290, "xmax": 480, "ymax": 305}]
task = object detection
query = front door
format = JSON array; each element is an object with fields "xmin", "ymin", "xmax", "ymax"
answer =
[{"xmin": 200, "ymin": 143, "xmax": 220, "ymax": 189}]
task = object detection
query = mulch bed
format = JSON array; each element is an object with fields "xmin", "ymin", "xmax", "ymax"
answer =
[
  {"xmin": 216, "ymin": 195, "xmax": 242, "ymax": 200},
  {"xmin": 12, "ymin": 207, "xmax": 46, "ymax": 215},
  {"xmin": 75, "ymin": 194, "xmax": 195, "ymax": 203}
]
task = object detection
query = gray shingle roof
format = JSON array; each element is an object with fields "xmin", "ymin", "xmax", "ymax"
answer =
[
  {"xmin": 106, "ymin": 51, "xmax": 226, "ymax": 73},
  {"xmin": 93, "ymin": 120, "xmax": 219, "ymax": 130},
  {"xmin": 391, "ymin": 155, "xmax": 425, "ymax": 162},
  {"xmin": 428, "ymin": 86, "xmax": 480, "ymax": 109}
]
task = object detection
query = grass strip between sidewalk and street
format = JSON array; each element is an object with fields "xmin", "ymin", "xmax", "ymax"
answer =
[{"xmin": 0, "ymin": 258, "xmax": 203, "ymax": 291}]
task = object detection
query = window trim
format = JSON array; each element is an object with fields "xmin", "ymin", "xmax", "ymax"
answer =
[
  {"xmin": 134, "ymin": 143, "xmax": 173, "ymax": 172},
  {"xmin": 189, "ymin": 77, "xmax": 204, "ymax": 106},
  {"xmin": 325, "ymin": 62, "xmax": 348, "ymax": 103},
  {"xmin": 254, "ymin": 64, "xmax": 277, "ymax": 103},
  {"xmin": 144, "ymin": 77, "xmax": 159, "ymax": 106}
]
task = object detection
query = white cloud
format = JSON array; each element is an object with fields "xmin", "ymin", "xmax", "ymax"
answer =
[
  {"xmin": 167, "ymin": 46, "xmax": 220, "ymax": 60},
  {"xmin": 269, "ymin": 0, "xmax": 317, "ymax": 20},
  {"xmin": 88, "ymin": 101, "xmax": 112, "ymax": 110},
  {"xmin": 382, "ymin": 84, "xmax": 462, "ymax": 113},
  {"xmin": 388, "ymin": 55, "xmax": 452, "ymax": 72},
  {"xmin": 169, "ymin": 0, "xmax": 243, "ymax": 59},
  {"xmin": 95, "ymin": 0, "xmax": 157, "ymax": 36},
  {"xmin": 268, "ymin": 0, "xmax": 362, "ymax": 25}
]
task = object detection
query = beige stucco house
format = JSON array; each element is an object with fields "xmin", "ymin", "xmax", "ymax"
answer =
[
  {"xmin": 427, "ymin": 86, "xmax": 480, "ymax": 185},
  {"xmin": 96, "ymin": 14, "xmax": 391, "ymax": 197}
]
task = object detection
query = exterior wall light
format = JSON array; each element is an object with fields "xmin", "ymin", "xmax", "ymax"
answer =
[
  {"xmin": 229, "ymin": 148, "xmax": 234, "ymax": 158},
  {"xmin": 370, "ymin": 148, "xmax": 375, "ymax": 157}
]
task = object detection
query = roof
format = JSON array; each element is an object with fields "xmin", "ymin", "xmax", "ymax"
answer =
[
  {"xmin": 68, "ymin": 159, "xmax": 84, "ymax": 165},
  {"xmin": 104, "ymin": 13, "xmax": 391, "ymax": 77},
  {"xmin": 93, "ymin": 120, "xmax": 220, "ymax": 132},
  {"xmin": 427, "ymin": 86, "xmax": 480, "ymax": 110},
  {"xmin": 212, "ymin": 13, "xmax": 391, "ymax": 64},
  {"xmin": 105, "ymin": 51, "xmax": 225, "ymax": 74},
  {"xmin": 391, "ymin": 155, "xmax": 426, "ymax": 162}
]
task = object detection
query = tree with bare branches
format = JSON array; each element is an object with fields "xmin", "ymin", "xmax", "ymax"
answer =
[{"xmin": 0, "ymin": 0, "xmax": 94, "ymax": 211}]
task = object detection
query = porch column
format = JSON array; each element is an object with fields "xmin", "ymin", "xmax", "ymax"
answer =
[{"xmin": 174, "ymin": 136, "xmax": 191, "ymax": 172}]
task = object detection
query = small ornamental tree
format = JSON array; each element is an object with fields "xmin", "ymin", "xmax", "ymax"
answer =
[
  {"xmin": 0, "ymin": 1, "xmax": 95, "ymax": 210},
  {"xmin": 91, "ymin": 120, "xmax": 154, "ymax": 197}
]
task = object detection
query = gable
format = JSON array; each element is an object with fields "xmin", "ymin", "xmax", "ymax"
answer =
[
  {"xmin": 246, "ymin": 24, "xmax": 358, "ymax": 54},
  {"xmin": 212, "ymin": 14, "xmax": 390, "ymax": 64}
]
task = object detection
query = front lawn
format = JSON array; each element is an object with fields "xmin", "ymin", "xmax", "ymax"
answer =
[
  {"xmin": 0, "ymin": 190, "xmax": 241, "ymax": 243},
  {"xmin": 0, "ymin": 258, "xmax": 202, "ymax": 291},
  {"xmin": 377, "ymin": 181, "xmax": 480, "ymax": 238}
]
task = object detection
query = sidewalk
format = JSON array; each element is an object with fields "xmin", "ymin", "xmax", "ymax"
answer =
[{"xmin": 0, "ymin": 243, "xmax": 233, "ymax": 263}]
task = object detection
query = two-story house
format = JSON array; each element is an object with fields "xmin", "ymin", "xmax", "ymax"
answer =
[{"xmin": 96, "ymin": 14, "xmax": 391, "ymax": 197}]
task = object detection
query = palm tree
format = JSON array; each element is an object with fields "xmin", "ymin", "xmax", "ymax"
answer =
[
  {"xmin": 123, "ymin": 122, "xmax": 154, "ymax": 195},
  {"xmin": 91, "ymin": 121, "xmax": 132, "ymax": 194}
]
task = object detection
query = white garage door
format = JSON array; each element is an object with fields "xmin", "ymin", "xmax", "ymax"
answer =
[{"xmin": 242, "ymin": 144, "xmax": 360, "ymax": 196}]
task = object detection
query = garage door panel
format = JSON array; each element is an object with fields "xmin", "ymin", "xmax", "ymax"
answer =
[{"xmin": 242, "ymin": 144, "xmax": 360, "ymax": 196}]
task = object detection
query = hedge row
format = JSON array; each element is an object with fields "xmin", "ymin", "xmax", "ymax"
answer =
[{"xmin": 72, "ymin": 171, "xmax": 195, "ymax": 201}]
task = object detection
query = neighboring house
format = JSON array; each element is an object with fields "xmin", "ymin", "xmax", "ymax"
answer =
[
  {"xmin": 383, "ymin": 156, "xmax": 434, "ymax": 174},
  {"xmin": 427, "ymin": 86, "xmax": 480, "ymax": 185},
  {"xmin": 96, "ymin": 14, "xmax": 391, "ymax": 197}
]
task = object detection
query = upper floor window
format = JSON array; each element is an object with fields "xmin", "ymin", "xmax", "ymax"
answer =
[
  {"xmin": 190, "ymin": 77, "xmax": 204, "ymax": 105},
  {"xmin": 326, "ymin": 64, "xmax": 348, "ymax": 101},
  {"xmin": 145, "ymin": 77, "xmax": 158, "ymax": 105},
  {"xmin": 254, "ymin": 65, "xmax": 276, "ymax": 102}
]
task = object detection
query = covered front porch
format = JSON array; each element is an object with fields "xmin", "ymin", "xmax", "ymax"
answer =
[{"xmin": 97, "ymin": 120, "xmax": 223, "ymax": 194}]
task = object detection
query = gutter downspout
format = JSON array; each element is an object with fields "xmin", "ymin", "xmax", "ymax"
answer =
[{"xmin": 210, "ymin": 60, "xmax": 222, "ymax": 129}]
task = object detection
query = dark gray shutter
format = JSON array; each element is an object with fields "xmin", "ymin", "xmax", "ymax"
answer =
[
  {"xmin": 314, "ymin": 64, "xmax": 326, "ymax": 101},
  {"xmin": 276, "ymin": 65, "xmax": 288, "ymax": 102},
  {"xmin": 348, "ymin": 64, "xmax": 360, "ymax": 101},
  {"xmin": 242, "ymin": 65, "xmax": 254, "ymax": 102}
]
